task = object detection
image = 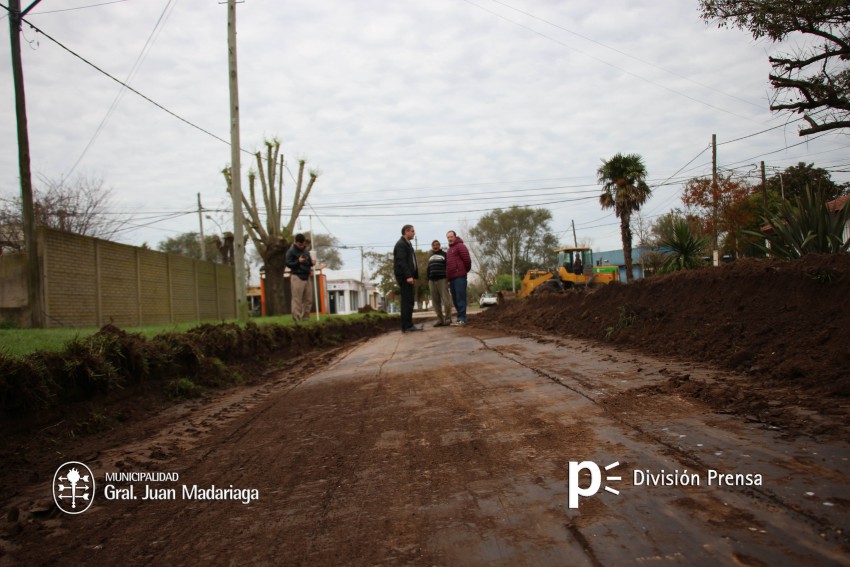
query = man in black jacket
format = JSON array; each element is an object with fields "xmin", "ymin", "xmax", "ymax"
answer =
[
  {"xmin": 393, "ymin": 224, "xmax": 422, "ymax": 332},
  {"xmin": 285, "ymin": 233, "xmax": 316, "ymax": 322}
]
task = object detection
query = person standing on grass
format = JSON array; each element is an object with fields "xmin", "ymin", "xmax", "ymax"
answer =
[
  {"xmin": 285, "ymin": 233, "xmax": 316, "ymax": 322},
  {"xmin": 427, "ymin": 239, "xmax": 452, "ymax": 327},
  {"xmin": 393, "ymin": 224, "xmax": 422, "ymax": 333},
  {"xmin": 446, "ymin": 230, "xmax": 471, "ymax": 327}
]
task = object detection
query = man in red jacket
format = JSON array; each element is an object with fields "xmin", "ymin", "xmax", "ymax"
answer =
[{"xmin": 445, "ymin": 230, "xmax": 472, "ymax": 326}]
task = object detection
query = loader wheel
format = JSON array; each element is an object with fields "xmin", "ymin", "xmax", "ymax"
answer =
[{"xmin": 531, "ymin": 280, "xmax": 563, "ymax": 295}]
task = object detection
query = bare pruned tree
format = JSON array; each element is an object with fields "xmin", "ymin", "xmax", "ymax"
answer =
[
  {"xmin": 0, "ymin": 174, "xmax": 126, "ymax": 252},
  {"xmin": 222, "ymin": 138, "xmax": 319, "ymax": 316}
]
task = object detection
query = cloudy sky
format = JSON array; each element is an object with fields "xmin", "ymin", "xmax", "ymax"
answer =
[{"xmin": 2, "ymin": 0, "xmax": 848, "ymax": 273}]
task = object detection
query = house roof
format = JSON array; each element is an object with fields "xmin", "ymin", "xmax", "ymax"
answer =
[{"xmin": 828, "ymin": 194, "xmax": 850, "ymax": 213}]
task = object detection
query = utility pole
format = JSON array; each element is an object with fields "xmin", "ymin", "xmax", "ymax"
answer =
[
  {"xmin": 227, "ymin": 0, "xmax": 248, "ymax": 322},
  {"xmin": 571, "ymin": 219, "xmax": 578, "ymax": 248},
  {"xmin": 310, "ymin": 215, "xmax": 320, "ymax": 321},
  {"xmin": 711, "ymin": 133, "xmax": 719, "ymax": 266},
  {"xmin": 9, "ymin": 0, "xmax": 44, "ymax": 328},
  {"xmin": 511, "ymin": 229, "xmax": 516, "ymax": 293},
  {"xmin": 760, "ymin": 161, "xmax": 767, "ymax": 209},
  {"xmin": 197, "ymin": 193, "xmax": 206, "ymax": 261},
  {"xmin": 360, "ymin": 245, "xmax": 365, "ymax": 308}
]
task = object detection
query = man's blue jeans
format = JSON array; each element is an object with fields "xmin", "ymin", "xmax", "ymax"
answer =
[{"xmin": 449, "ymin": 276, "xmax": 468, "ymax": 322}]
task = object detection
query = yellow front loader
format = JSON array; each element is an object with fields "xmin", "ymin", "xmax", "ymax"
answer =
[{"xmin": 518, "ymin": 248, "xmax": 619, "ymax": 298}]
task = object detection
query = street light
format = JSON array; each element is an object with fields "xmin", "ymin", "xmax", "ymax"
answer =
[{"xmin": 205, "ymin": 215, "xmax": 224, "ymax": 234}]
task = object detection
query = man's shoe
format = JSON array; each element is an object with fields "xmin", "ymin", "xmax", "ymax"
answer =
[
  {"xmin": 451, "ymin": 320, "xmax": 466, "ymax": 327},
  {"xmin": 407, "ymin": 325, "xmax": 424, "ymax": 332},
  {"xmin": 433, "ymin": 321, "xmax": 445, "ymax": 327}
]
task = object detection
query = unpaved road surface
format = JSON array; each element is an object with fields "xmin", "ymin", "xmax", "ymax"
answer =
[{"xmin": 3, "ymin": 324, "xmax": 849, "ymax": 566}]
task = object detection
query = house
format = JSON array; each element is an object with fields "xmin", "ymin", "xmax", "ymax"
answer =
[
  {"xmin": 323, "ymin": 269, "xmax": 382, "ymax": 314},
  {"xmin": 828, "ymin": 194, "xmax": 850, "ymax": 242},
  {"xmin": 592, "ymin": 245, "xmax": 654, "ymax": 281}
]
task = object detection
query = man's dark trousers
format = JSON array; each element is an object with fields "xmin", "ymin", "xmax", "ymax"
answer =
[{"xmin": 400, "ymin": 280, "xmax": 415, "ymax": 330}]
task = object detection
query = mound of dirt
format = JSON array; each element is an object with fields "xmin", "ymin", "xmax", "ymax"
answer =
[{"xmin": 473, "ymin": 254, "xmax": 850, "ymax": 402}]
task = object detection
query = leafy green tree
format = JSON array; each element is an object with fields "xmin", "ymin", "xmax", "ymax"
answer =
[
  {"xmin": 365, "ymin": 248, "xmax": 430, "ymax": 305},
  {"xmin": 597, "ymin": 153, "xmax": 651, "ymax": 282},
  {"xmin": 698, "ymin": 0, "xmax": 850, "ymax": 135},
  {"xmin": 469, "ymin": 207, "xmax": 559, "ymax": 277},
  {"xmin": 303, "ymin": 232, "xmax": 343, "ymax": 270},
  {"xmin": 766, "ymin": 162, "xmax": 847, "ymax": 203},
  {"xmin": 744, "ymin": 188, "xmax": 850, "ymax": 259},
  {"xmin": 490, "ymin": 274, "xmax": 519, "ymax": 292},
  {"xmin": 658, "ymin": 219, "xmax": 709, "ymax": 274},
  {"xmin": 157, "ymin": 232, "xmax": 221, "ymax": 262}
]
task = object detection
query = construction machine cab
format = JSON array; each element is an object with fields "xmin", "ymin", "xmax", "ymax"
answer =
[{"xmin": 557, "ymin": 248, "xmax": 592, "ymax": 277}]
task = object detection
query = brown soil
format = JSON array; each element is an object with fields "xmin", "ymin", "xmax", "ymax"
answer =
[
  {"xmin": 473, "ymin": 253, "xmax": 850, "ymax": 432},
  {"xmin": 1, "ymin": 256, "xmax": 849, "ymax": 566}
]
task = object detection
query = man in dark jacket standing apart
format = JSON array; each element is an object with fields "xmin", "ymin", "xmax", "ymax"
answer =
[
  {"xmin": 427, "ymin": 239, "xmax": 452, "ymax": 327},
  {"xmin": 285, "ymin": 233, "xmax": 316, "ymax": 322},
  {"xmin": 393, "ymin": 224, "xmax": 422, "ymax": 332},
  {"xmin": 446, "ymin": 230, "xmax": 472, "ymax": 326}
]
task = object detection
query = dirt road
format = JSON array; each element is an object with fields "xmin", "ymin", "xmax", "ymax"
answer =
[{"xmin": 4, "ymin": 324, "xmax": 849, "ymax": 566}]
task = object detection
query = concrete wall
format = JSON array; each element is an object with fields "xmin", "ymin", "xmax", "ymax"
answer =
[
  {"xmin": 25, "ymin": 228, "xmax": 236, "ymax": 328},
  {"xmin": 0, "ymin": 252, "xmax": 29, "ymax": 327},
  {"xmin": 0, "ymin": 252, "xmax": 27, "ymax": 308}
]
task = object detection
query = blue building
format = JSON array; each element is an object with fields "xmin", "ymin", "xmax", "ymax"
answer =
[{"xmin": 592, "ymin": 245, "xmax": 655, "ymax": 281}]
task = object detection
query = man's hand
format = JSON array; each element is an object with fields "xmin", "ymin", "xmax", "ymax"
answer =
[{"xmin": 406, "ymin": 277, "xmax": 415, "ymax": 284}]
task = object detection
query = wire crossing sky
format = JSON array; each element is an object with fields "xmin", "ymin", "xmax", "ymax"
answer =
[{"xmin": 2, "ymin": 0, "xmax": 848, "ymax": 271}]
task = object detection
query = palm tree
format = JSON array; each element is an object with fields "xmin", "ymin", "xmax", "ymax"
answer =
[{"xmin": 598, "ymin": 153, "xmax": 651, "ymax": 282}]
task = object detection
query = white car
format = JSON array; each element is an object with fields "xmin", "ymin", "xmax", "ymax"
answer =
[{"xmin": 479, "ymin": 292, "xmax": 498, "ymax": 307}]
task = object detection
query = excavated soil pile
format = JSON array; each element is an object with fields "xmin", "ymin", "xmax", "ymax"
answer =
[{"xmin": 473, "ymin": 254, "xmax": 850, "ymax": 426}]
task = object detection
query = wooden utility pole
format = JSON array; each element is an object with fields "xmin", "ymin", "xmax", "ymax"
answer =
[
  {"xmin": 197, "ymin": 193, "xmax": 206, "ymax": 261},
  {"xmin": 760, "ymin": 161, "xmax": 767, "ymax": 209},
  {"xmin": 227, "ymin": 0, "xmax": 248, "ymax": 322},
  {"xmin": 9, "ymin": 0, "xmax": 44, "ymax": 328},
  {"xmin": 571, "ymin": 219, "xmax": 578, "ymax": 248},
  {"xmin": 711, "ymin": 134, "xmax": 719, "ymax": 266}
]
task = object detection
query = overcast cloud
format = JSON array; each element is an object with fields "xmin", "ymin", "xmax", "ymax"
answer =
[{"xmin": 2, "ymin": 0, "xmax": 848, "ymax": 273}]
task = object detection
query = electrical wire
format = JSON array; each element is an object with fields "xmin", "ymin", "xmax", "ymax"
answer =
[
  {"xmin": 13, "ymin": 14, "xmax": 260, "ymax": 159},
  {"xmin": 26, "ymin": 0, "xmax": 132, "ymax": 16},
  {"xmin": 461, "ymin": 0, "xmax": 765, "ymax": 124},
  {"xmin": 484, "ymin": 0, "xmax": 766, "ymax": 111},
  {"xmin": 65, "ymin": 0, "xmax": 178, "ymax": 179}
]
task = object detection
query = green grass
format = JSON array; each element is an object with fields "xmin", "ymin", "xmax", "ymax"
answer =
[{"xmin": 0, "ymin": 312, "xmax": 392, "ymax": 358}]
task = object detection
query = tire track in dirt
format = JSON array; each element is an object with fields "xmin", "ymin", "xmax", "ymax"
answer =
[{"xmin": 471, "ymin": 329, "xmax": 850, "ymax": 564}]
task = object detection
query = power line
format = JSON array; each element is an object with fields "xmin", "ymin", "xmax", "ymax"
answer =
[
  {"xmin": 65, "ymin": 0, "xmax": 179, "ymax": 178},
  {"xmin": 461, "ymin": 0, "xmax": 764, "ymax": 124},
  {"xmin": 13, "ymin": 14, "xmax": 260, "ymax": 158},
  {"xmin": 485, "ymin": 0, "xmax": 765, "ymax": 111},
  {"xmin": 26, "ymin": 0, "xmax": 132, "ymax": 16}
]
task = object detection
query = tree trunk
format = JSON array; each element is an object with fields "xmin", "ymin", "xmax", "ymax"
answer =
[
  {"xmin": 263, "ymin": 253, "xmax": 290, "ymax": 316},
  {"xmin": 620, "ymin": 213, "xmax": 633, "ymax": 283}
]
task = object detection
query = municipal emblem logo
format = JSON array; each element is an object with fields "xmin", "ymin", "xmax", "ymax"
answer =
[{"xmin": 53, "ymin": 461, "xmax": 95, "ymax": 514}]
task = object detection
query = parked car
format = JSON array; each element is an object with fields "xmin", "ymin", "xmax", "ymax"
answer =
[{"xmin": 479, "ymin": 292, "xmax": 498, "ymax": 307}]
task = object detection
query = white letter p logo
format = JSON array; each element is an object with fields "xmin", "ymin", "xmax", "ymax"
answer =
[
  {"xmin": 568, "ymin": 461, "xmax": 601, "ymax": 509},
  {"xmin": 568, "ymin": 460, "xmax": 620, "ymax": 509}
]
